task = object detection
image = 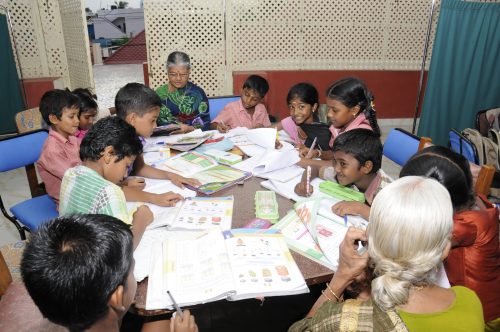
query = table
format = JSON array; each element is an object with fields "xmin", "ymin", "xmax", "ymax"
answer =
[{"xmin": 132, "ymin": 176, "xmax": 334, "ymax": 315}]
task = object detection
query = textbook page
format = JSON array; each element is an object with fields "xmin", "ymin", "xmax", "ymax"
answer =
[
  {"xmin": 158, "ymin": 152, "xmax": 218, "ymax": 177},
  {"xmin": 272, "ymin": 211, "xmax": 336, "ymax": 270},
  {"xmin": 146, "ymin": 229, "xmax": 234, "ymax": 310},
  {"xmin": 223, "ymin": 229, "xmax": 309, "ymax": 300},
  {"xmin": 246, "ymin": 128, "xmax": 277, "ymax": 149},
  {"xmin": 170, "ymin": 196, "xmax": 233, "ymax": 231},
  {"xmin": 233, "ymin": 149, "xmax": 300, "ymax": 175}
]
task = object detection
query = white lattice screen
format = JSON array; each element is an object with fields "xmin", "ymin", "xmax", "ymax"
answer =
[{"xmin": 3, "ymin": 0, "xmax": 93, "ymax": 90}]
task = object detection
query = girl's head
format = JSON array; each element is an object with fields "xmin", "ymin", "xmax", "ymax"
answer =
[
  {"xmin": 400, "ymin": 146, "xmax": 475, "ymax": 211},
  {"xmin": 368, "ymin": 176, "xmax": 453, "ymax": 310},
  {"xmin": 73, "ymin": 88, "xmax": 98, "ymax": 131},
  {"xmin": 326, "ymin": 77, "xmax": 380, "ymax": 136},
  {"xmin": 286, "ymin": 83, "xmax": 319, "ymax": 125}
]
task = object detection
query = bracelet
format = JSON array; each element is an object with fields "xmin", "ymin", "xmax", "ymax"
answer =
[
  {"xmin": 321, "ymin": 289, "xmax": 334, "ymax": 302},
  {"xmin": 316, "ymin": 149, "xmax": 322, "ymax": 158},
  {"xmin": 325, "ymin": 283, "xmax": 342, "ymax": 302}
]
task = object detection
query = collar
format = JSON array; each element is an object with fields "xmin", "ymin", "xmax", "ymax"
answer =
[{"xmin": 49, "ymin": 128, "xmax": 77, "ymax": 145}]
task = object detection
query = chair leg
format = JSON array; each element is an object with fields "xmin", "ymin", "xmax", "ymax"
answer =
[{"xmin": 0, "ymin": 196, "xmax": 26, "ymax": 240}]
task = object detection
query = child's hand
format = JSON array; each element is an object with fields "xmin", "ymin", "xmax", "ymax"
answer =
[
  {"xmin": 170, "ymin": 310, "xmax": 198, "ymax": 332},
  {"xmin": 150, "ymin": 192, "xmax": 184, "ymax": 207},
  {"xmin": 171, "ymin": 124, "xmax": 195, "ymax": 135},
  {"xmin": 169, "ymin": 173, "xmax": 201, "ymax": 188},
  {"xmin": 216, "ymin": 122, "xmax": 231, "ymax": 133},
  {"xmin": 133, "ymin": 205, "xmax": 154, "ymax": 227},
  {"xmin": 275, "ymin": 139, "xmax": 283, "ymax": 149},
  {"xmin": 121, "ymin": 177, "xmax": 146, "ymax": 190},
  {"xmin": 254, "ymin": 123, "xmax": 264, "ymax": 129},
  {"xmin": 294, "ymin": 181, "xmax": 313, "ymax": 197},
  {"xmin": 331, "ymin": 201, "xmax": 364, "ymax": 217},
  {"xmin": 298, "ymin": 146, "xmax": 311, "ymax": 158}
]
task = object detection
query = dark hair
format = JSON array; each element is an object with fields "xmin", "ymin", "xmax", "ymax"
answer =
[
  {"xmin": 243, "ymin": 75, "xmax": 269, "ymax": 98},
  {"xmin": 286, "ymin": 82, "xmax": 320, "ymax": 122},
  {"xmin": 73, "ymin": 88, "xmax": 98, "ymax": 117},
  {"xmin": 332, "ymin": 128, "xmax": 382, "ymax": 173},
  {"xmin": 326, "ymin": 77, "xmax": 380, "ymax": 136},
  {"xmin": 80, "ymin": 116, "xmax": 143, "ymax": 162},
  {"xmin": 39, "ymin": 89, "xmax": 80, "ymax": 125},
  {"xmin": 21, "ymin": 214, "xmax": 133, "ymax": 332},
  {"xmin": 400, "ymin": 145, "xmax": 475, "ymax": 211},
  {"xmin": 115, "ymin": 83, "xmax": 161, "ymax": 119}
]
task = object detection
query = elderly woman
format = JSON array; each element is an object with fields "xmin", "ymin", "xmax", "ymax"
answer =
[
  {"xmin": 155, "ymin": 51, "xmax": 210, "ymax": 133},
  {"xmin": 289, "ymin": 176, "xmax": 484, "ymax": 332}
]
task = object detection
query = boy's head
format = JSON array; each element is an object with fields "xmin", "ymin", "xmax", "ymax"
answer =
[
  {"xmin": 21, "ymin": 214, "xmax": 135, "ymax": 332},
  {"xmin": 332, "ymin": 129, "xmax": 382, "ymax": 186},
  {"xmin": 241, "ymin": 75, "xmax": 269, "ymax": 111},
  {"xmin": 39, "ymin": 89, "xmax": 80, "ymax": 137},
  {"xmin": 80, "ymin": 116, "xmax": 143, "ymax": 184},
  {"xmin": 115, "ymin": 83, "xmax": 161, "ymax": 137},
  {"xmin": 73, "ymin": 88, "xmax": 98, "ymax": 131}
]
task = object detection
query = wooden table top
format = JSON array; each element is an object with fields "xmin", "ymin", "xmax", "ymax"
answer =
[{"xmin": 132, "ymin": 176, "xmax": 333, "ymax": 315}]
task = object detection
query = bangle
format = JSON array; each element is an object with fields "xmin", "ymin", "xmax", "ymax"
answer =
[
  {"xmin": 321, "ymin": 289, "xmax": 334, "ymax": 301},
  {"xmin": 325, "ymin": 283, "xmax": 342, "ymax": 302},
  {"xmin": 316, "ymin": 149, "xmax": 322, "ymax": 158}
]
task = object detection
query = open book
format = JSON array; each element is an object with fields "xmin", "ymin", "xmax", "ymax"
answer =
[
  {"xmin": 272, "ymin": 198, "xmax": 367, "ymax": 271},
  {"xmin": 157, "ymin": 151, "xmax": 252, "ymax": 194},
  {"xmin": 146, "ymin": 228, "xmax": 309, "ymax": 310}
]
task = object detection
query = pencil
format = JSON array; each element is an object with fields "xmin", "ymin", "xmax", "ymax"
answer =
[
  {"xmin": 167, "ymin": 290, "xmax": 184, "ymax": 319},
  {"xmin": 305, "ymin": 137, "xmax": 318, "ymax": 159}
]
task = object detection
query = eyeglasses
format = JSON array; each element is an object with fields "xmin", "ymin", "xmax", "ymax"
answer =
[{"xmin": 168, "ymin": 72, "xmax": 189, "ymax": 79}]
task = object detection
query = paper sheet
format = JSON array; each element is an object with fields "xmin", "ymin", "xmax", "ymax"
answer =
[{"xmin": 260, "ymin": 176, "xmax": 326, "ymax": 201}]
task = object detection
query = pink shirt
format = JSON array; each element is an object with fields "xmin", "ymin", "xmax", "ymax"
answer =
[
  {"xmin": 281, "ymin": 116, "xmax": 305, "ymax": 145},
  {"xmin": 36, "ymin": 129, "xmax": 81, "ymax": 206},
  {"xmin": 329, "ymin": 112, "xmax": 372, "ymax": 147},
  {"xmin": 212, "ymin": 99, "xmax": 271, "ymax": 129},
  {"xmin": 75, "ymin": 129, "xmax": 88, "ymax": 142}
]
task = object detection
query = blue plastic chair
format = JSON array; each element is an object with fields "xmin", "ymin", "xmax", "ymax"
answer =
[
  {"xmin": 0, "ymin": 130, "xmax": 58, "ymax": 240},
  {"xmin": 208, "ymin": 96, "xmax": 240, "ymax": 120},
  {"xmin": 449, "ymin": 128, "xmax": 479, "ymax": 164},
  {"xmin": 383, "ymin": 128, "xmax": 431, "ymax": 166}
]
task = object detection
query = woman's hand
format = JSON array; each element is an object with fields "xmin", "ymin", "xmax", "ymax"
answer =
[
  {"xmin": 171, "ymin": 124, "xmax": 195, "ymax": 135},
  {"xmin": 335, "ymin": 227, "xmax": 369, "ymax": 284}
]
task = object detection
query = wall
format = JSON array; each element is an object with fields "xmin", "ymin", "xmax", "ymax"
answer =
[{"xmin": 233, "ymin": 70, "xmax": 428, "ymax": 120}]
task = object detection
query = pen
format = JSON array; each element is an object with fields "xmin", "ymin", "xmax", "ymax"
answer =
[
  {"xmin": 344, "ymin": 215, "xmax": 367, "ymax": 255},
  {"xmin": 343, "ymin": 214, "xmax": 347, "ymax": 227},
  {"xmin": 156, "ymin": 141, "xmax": 166, "ymax": 145},
  {"xmin": 305, "ymin": 137, "xmax": 318, "ymax": 159},
  {"xmin": 306, "ymin": 166, "xmax": 311, "ymax": 196},
  {"xmin": 167, "ymin": 290, "xmax": 183, "ymax": 319}
]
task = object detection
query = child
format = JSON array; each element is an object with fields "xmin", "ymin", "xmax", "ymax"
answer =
[
  {"xmin": 59, "ymin": 116, "xmax": 155, "ymax": 248},
  {"xmin": 400, "ymin": 146, "xmax": 500, "ymax": 329},
  {"xmin": 275, "ymin": 82, "xmax": 331, "ymax": 157},
  {"xmin": 295, "ymin": 129, "xmax": 392, "ymax": 219},
  {"xmin": 21, "ymin": 214, "xmax": 198, "ymax": 332},
  {"xmin": 36, "ymin": 89, "xmax": 81, "ymax": 206},
  {"xmin": 301, "ymin": 77, "xmax": 380, "ymax": 159},
  {"xmin": 211, "ymin": 75, "xmax": 271, "ymax": 132},
  {"xmin": 73, "ymin": 88, "xmax": 98, "ymax": 142},
  {"xmin": 115, "ymin": 83, "xmax": 200, "ymax": 206}
]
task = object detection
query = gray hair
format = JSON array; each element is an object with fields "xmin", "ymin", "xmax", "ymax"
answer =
[
  {"xmin": 368, "ymin": 176, "xmax": 453, "ymax": 310},
  {"xmin": 166, "ymin": 51, "xmax": 191, "ymax": 69}
]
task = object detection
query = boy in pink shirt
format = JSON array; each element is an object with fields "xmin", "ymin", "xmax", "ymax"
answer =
[
  {"xmin": 211, "ymin": 75, "xmax": 271, "ymax": 132},
  {"xmin": 36, "ymin": 90, "xmax": 81, "ymax": 207}
]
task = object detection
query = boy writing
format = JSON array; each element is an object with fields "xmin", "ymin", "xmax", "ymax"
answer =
[
  {"xmin": 59, "ymin": 116, "xmax": 152, "ymax": 248},
  {"xmin": 295, "ymin": 129, "xmax": 392, "ymax": 219},
  {"xmin": 21, "ymin": 214, "xmax": 198, "ymax": 332},
  {"xmin": 36, "ymin": 89, "xmax": 81, "ymax": 207},
  {"xmin": 115, "ymin": 83, "xmax": 200, "ymax": 206},
  {"xmin": 211, "ymin": 75, "xmax": 271, "ymax": 132}
]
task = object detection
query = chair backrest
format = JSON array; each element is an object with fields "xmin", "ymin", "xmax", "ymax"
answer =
[
  {"xmin": 475, "ymin": 164, "xmax": 495, "ymax": 196},
  {"xmin": 15, "ymin": 108, "xmax": 44, "ymax": 133},
  {"xmin": 383, "ymin": 128, "xmax": 431, "ymax": 166},
  {"xmin": 0, "ymin": 130, "xmax": 49, "ymax": 172},
  {"xmin": 208, "ymin": 96, "xmax": 240, "ymax": 120},
  {"xmin": 449, "ymin": 128, "xmax": 479, "ymax": 164}
]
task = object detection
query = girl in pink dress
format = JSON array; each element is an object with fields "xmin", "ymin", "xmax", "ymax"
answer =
[{"xmin": 73, "ymin": 88, "xmax": 98, "ymax": 142}]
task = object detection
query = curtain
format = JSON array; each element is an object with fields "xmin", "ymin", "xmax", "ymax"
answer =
[
  {"xmin": 0, "ymin": 14, "xmax": 24, "ymax": 134},
  {"xmin": 418, "ymin": 0, "xmax": 500, "ymax": 146}
]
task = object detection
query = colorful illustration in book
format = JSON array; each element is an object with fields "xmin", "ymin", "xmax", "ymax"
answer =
[
  {"xmin": 262, "ymin": 268, "xmax": 273, "ymax": 283},
  {"xmin": 248, "ymin": 269, "xmax": 258, "ymax": 282},
  {"xmin": 275, "ymin": 265, "xmax": 291, "ymax": 282}
]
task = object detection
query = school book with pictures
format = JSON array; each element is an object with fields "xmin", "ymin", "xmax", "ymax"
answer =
[
  {"xmin": 145, "ymin": 228, "xmax": 309, "ymax": 310},
  {"xmin": 158, "ymin": 151, "xmax": 252, "ymax": 194}
]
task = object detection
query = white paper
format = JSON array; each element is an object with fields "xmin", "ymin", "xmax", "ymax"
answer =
[
  {"xmin": 247, "ymin": 128, "xmax": 277, "ymax": 148},
  {"xmin": 260, "ymin": 176, "xmax": 326, "ymax": 201}
]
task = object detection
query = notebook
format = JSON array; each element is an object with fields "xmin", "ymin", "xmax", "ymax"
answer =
[
  {"xmin": 156, "ymin": 151, "xmax": 252, "ymax": 194},
  {"xmin": 145, "ymin": 228, "xmax": 309, "ymax": 310}
]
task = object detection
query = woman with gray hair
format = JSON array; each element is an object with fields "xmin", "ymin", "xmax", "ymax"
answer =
[
  {"xmin": 155, "ymin": 51, "xmax": 210, "ymax": 133},
  {"xmin": 289, "ymin": 176, "xmax": 484, "ymax": 331}
]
